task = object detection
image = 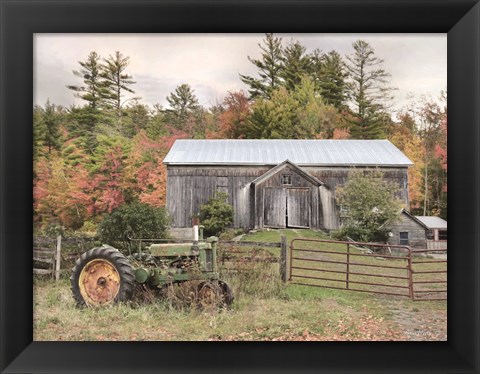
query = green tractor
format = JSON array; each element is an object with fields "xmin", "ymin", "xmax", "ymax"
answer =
[{"xmin": 70, "ymin": 225, "xmax": 233, "ymax": 308}]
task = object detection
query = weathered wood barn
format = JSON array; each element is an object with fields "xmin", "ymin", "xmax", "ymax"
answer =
[{"xmin": 163, "ymin": 139, "xmax": 413, "ymax": 233}]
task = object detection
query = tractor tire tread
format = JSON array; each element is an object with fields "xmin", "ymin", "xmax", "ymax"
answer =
[{"xmin": 70, "ymin": 245, "xmax": 134, "ymax": 307}]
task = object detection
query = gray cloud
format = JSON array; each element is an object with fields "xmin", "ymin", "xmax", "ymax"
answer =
[{"xmin": 34, "ymin": 33, "xmax": 446, "ymax": 113}]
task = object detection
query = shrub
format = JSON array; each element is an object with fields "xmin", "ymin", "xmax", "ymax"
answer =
[
  {"xmin": 98, "ymin": 201, "xmax": 170, "ymax": 250},
  {"xmin": 219, "ymin": 228, "xmax": 245, "ymax": 241},
  {"xmin": 332, "ymin": 226, "xmax": 390, "ymax": 244},
  {"xmin": 199, "ymin": 192, "xmax": 234, "ymax": 237},
  {"xmin": 336, "ymin": 169, "xmax": 401, "ymax": 243}
]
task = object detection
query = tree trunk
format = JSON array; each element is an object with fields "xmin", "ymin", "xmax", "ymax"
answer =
[{"xmin": 423, "ymin": 152, "xmax": 428, "ymax": 216}]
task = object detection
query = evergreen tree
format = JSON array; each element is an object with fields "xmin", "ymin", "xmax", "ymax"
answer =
[
  {"xmin": 165, "ymin": 83, "xmax": 200, "ymax": 130},
  {"xmin": 33, "ymin": 105, "xmax": 47, "ymax": 161},
  {"xmin": 66, "ymin": 51, "xmax": 112, "ymax": 149},
  {"xmin": 280, "ymin": 40, "xmax": 312, "ymax": 91},
  {"xmin": 145, "ymin": 104, "xmax": 167, "ymax": 139},
  {"xmin": 100, "ymin": 51, "xmax": 137, "ymax": 112},
  {"xmin": 239, "ymin": 33, "xmax": 284, "ymax": 99},
  {"xmin": 119, "ymin": 101, "xmax": 152, "ymax": 138},
  {"xmin": 312, "ymin": 50, "xmax": 349, "ymax": 110},
  {"xmin": 66, "ymin": 105, "xmax": 101, "ymax": 153},
  {"xmin": 42, "ymin": 100, "xmax": 62, "ymax": 153},
  {"xmin": 345, "ymin": 40, "xmax": 394, "ymax": 139},
  {"xmin": 67, "ymin": 51, "xmax": 108, "ymax": 109},
  {"xmin": 33, "ymin": 100, "xmax": 62, "ymax": 158}
]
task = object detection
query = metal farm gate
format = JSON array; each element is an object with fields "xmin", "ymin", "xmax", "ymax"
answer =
[{"xmin": 288, "ymin": 238, "xmax": 447, "ymax": 301}]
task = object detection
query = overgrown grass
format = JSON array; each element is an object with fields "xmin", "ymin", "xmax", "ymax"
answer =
[
  {"xmin": 34, "ymin": 277, "xmax": 393, "ymax": 341},
  {"xmin": 33, "ymin": 229, "xmax": 446, "ymax": 341}
]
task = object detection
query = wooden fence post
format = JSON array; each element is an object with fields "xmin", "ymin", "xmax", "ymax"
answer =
[
  {"xmin": 280, "ymin": 235, "xmax": 287, "ymax": 282},
  {"xmin": 407, "ymin": 247, "xmax": 414, "ymax": 300},
  {"xmin": 55, "ymin": 235, "xmax": 62, "ymax": 281}
]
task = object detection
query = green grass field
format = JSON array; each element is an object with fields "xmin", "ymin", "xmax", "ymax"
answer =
[{"xmin": 33, "ymin": 229, "xmax": 447, "ymax": 341}]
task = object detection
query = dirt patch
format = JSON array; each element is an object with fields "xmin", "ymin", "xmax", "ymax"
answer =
[{"xmin": 377, "ymin": 297, "xmax": 447, "ymax": 341}]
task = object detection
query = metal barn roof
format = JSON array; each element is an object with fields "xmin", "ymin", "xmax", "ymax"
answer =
[
  {"xmin": 163, "ymin": 139, "xmax": 413, "ymax": 166},
  {"xmin": 415, "ymin": 216, "xmax": 447, "ymax": 229}
]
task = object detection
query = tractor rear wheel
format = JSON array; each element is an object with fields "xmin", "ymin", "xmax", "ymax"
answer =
[{"xmin": 70, "ymin": 245, "xmax": 134, "ymax": 307}]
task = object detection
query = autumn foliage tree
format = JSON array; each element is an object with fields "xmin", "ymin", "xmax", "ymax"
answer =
[
  {"xmin": 33, "ymin": 44, "xmax": 447, "ymax": 235},
  {"xmin": 212, "ymin": 91, "xmax": 251, "ymax": 139}
]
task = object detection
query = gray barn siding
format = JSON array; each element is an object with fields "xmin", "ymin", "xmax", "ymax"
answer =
[
  {"xmin": 167, "ymin": 166, "xmax": 268, "ymax": 228},
  {"xmin": 305, "ymin": 167, "xmax": 409, "ymax": 229},
  {"xmin": 167, "ymin": 165, "xmax": 409, "ymax": 231}
]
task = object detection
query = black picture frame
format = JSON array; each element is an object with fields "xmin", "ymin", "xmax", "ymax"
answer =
[{"xmin": 1, "ymin": 0, "xmax": 479, "ymax": 373}]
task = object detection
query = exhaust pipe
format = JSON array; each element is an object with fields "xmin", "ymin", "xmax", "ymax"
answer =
[
  {"xmin": 192, "ymin": 216, "xmax": 200, "ymax": 243},
  {"xmin": 193, "ymin": 224, "xmax": 199, "ymax": 242}
]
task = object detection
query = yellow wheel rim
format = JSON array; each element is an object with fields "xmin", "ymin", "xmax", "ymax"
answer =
[{"xmin": 79, "ymin": 259, "xmax": 120, "ymax": 306}]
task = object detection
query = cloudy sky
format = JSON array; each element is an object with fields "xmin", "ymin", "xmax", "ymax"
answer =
[{"xmin": 34, "ymin": 33, "xmax": 447, "ymax": 114}]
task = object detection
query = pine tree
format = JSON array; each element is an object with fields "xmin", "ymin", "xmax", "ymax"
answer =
[
  {"xmin": 311, "ymin": 50, "xmax": 349, "ymax": 110},
  {"xmin": 165, "ymin": 84, "xmax": 200, "ymax": 130},
  {"xmin": 66, "ymin": 105, "xmax": 100, "ymax": 153},
  {"xmin": 33, "ymin": 100, "xmax": 62, "ymax": 158},
  {"xmin": 100, "ymin": 51, "xmax": 136, "ymax": 112},
  {"xmin": 67, "ymin": 51, "xmax": 108, "ymax": 109},
  {"xmin": 118, "ymin": 101, "xmax": 151, "ymax": 138},
  {"xmin": 42, "ymin": 100, "xmax": 62, "ymax": 153},
  {"xmin": 33, "ymin": 105, "xmax": 47, "ymax": 161},
  {"xmin": 145, "ymin": 104, "xmax": 167, "ymax": 140},
  {"xmin": 239, "ymin": 33, "xmax": 284, "ymax": 99},
  {"xmin": 280, "ymin": 40, "xmax": 312, "ymax": 91},
  {"xmin": 345, "ymin": 40, "xmax": 394, "ymax": 139}
]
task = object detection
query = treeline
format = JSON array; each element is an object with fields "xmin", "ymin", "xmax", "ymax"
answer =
[{"xmin": 33, "ymin": 34, "xmax": 447, "ymax": 234}]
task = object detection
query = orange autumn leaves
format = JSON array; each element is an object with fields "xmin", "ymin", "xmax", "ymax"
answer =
[{"xmin": 33, "ymin": 131, "xmax": 174, "ymax": 229}]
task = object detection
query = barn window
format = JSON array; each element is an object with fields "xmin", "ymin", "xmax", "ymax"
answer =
[
  {"xmin": 438, "ymin": 230, "xmax": 447, "ymax": 240},
  {"xmin": 282, "ymin": 174, "xmax": 292, "ymax": 185},
  {"xmin": 426, "ymin": 230, "xmax": 434, "ymax": 240},
  {"xmin": 217, "ymin": 176, "xmax": 229, "ymax": 194},
  {"xmin": 218, "ymin": 177, "xmax": 229, "ymax": 187},
  {"xmin": 399, "ymin": 232, "xmax": 409, "ymax": 245}
]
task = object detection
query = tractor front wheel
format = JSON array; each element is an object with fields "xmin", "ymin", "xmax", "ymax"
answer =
[
  {"xmin": 196, "ymin": 280, "xmax": 234, "ymax": 309},
  {"xmin": 70, "ymin": 245, "xmax": 134, "ymax": 307}
]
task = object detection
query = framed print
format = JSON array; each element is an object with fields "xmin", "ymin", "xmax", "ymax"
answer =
[{"xmin": 1, "ymin": 0, "xmax": 479, "ymax": 373}]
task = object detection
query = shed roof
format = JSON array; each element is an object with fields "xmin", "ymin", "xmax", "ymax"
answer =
[
  {"xmin": 163, "ymin": 139, "xmax": 413, "ymax": 166},
  {"xmin": 415, "ymin": 216, "xmax": 447, "ymax": 229}
]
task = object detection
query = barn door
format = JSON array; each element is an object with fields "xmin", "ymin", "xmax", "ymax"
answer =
[
  {"xmin": 263, "ymin": 188, "xmax": 286, "ymax": 228},
  {"xmin": 287, "ymin": 188, "xmax": 310, "ymax": 228}
]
